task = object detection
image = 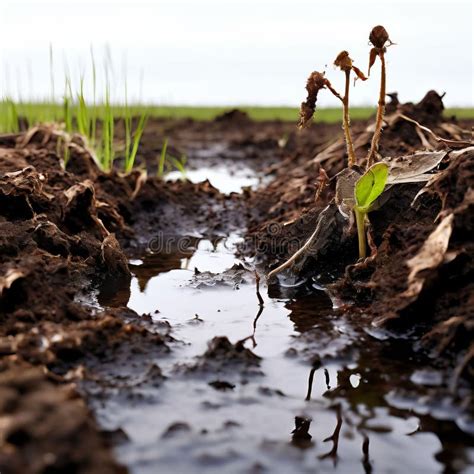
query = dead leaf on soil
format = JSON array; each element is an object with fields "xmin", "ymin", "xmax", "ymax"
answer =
[
  {"xmin": 0, "ymin": 268, "xmax": 26, "ymax": 295},
  {"xmin": 64, "ymin": 180, "xmax": 110, "ymax": 237},
  {"xmin": 401, "ymin": 213, "xmax": 455, "ymax": 300},
  {"xmin": 385, "ymin": 150, "xmax": 447, "ymax": 185},
  {"xmin": 130, "ymin": 169, "xmax": 148, "ymax": 200},
  {"xmin": 267, "ymin": 203, "xmax": 341, "ymax": 280},
  {"xmin": 64, "ymin": 180, "xmax": 95, "ymax": 206},
  {"xmin": 411, "ymin": 147, "xmax": 474, "ymax": 208},
  {"xmin": 312, "ymin": 137, "xmax": 345, "ymax": 164},
  {"xmin": 1, "ymin": 166, "xmax": 46, "ymax": 195}
]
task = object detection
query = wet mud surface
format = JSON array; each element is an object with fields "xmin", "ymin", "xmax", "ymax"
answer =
[{"xmin": 0, "ymin": 95, "xmax": 473, "ymax": 473}]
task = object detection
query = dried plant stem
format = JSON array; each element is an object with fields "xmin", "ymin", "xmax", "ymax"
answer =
[
  {"xmin": 325, "ymin": 79, "xmax": 356, "ymax": 167},
  {"xmin": 367, "ymin": 52, "xmax": 386, "ymax": 168},
  {"xmin": 399, "ymin": 114, "xmax": 473, "ymax": 147},
  {"xmin": 266, "ymin": 223, "xmax": 321, "ymax": 281},
  {"xmin": 342, "ymin": 70, "xmax": 356, "ymax": 167},
  {"xmin": 266, "ymin": 204, "xmax": 331, "ymax": 281}
]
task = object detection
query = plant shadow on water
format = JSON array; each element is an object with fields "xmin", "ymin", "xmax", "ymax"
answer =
[{"xmin": 95, "ymin": 234, "xmax": 474, "ymax": 473}]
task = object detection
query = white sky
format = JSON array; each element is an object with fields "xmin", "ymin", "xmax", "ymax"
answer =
[{"xmin": 0, "ymin": 0, "xmax": 472, "ymax": 106}]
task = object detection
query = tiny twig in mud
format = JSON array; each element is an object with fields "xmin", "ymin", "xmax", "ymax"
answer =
[
  {"xmin": 346, "ymin": 226, "xmax": 378, "ymax": 279},
  {"xmin": 366, "ymin": 25, "xmax": 394, "ymax": 168},
  {"xmin": 130, "ymin": 169, "xmax": 148, "ymax": 200},
  {"xmin": 255, "ymin": 270, "xmax": 264, "ymax": 307},
  {"xmin": 236, "ymin": 272, "xmax": 265, "ymax": 348},
  {"xmin": 399, "ymin": 114, "xmax": 473, "ymax": 148},
  {"xmin": 314, "ymin": 167, "xmax": 329, "ymax": 202},
  {"xmin": 266, "ymin": 204, "xmax": 332, "ymax": 281}
]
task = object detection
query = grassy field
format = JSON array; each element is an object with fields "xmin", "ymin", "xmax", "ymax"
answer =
[
  {"xmin": 1, "ymin": 100, "xmax": 472, "ymax": 174},
  {"xmin": 2, "ymin": 102, "xmax": 474, "ymax": 126},
  {"xmin": 145, "ymin": 106, "xmax": 474, "ymax": 122}
]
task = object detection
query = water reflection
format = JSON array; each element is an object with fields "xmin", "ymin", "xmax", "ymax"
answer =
[
  {"xmin": 291, "ymin": 416, "xmax": 313, "ymax": 449},
  {"xmin": 94, "ymin": 234, "xmax": 474, "ymax": 474},
  {"xmin": 318, "ymin": 404, "xmax": 343, "ymax": 465}
]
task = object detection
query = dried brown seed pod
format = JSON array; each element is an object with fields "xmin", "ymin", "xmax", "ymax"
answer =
[
  {"xmin": 334, "ymin": 51, "xmax": 352, "ymax": 71},
  {"xmin": 298, "ymin": 71, "xmax": 328, "ymax": 128},
  {"xmin": 335, "ymin": 51, "xmax": 367, "ymax": 82},
  {"xmin": 369, "ymin": 25, "xmax": 389, "ymax": 49}
]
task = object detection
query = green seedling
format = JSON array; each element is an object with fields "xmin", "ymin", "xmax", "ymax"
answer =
[
  {"xmin": 156, "ymin": 141, "xmax": 187, "ymax": 179},
  {"xmin": 1, "ymin": 48, "xmax": 152, "ymax": 174},
  {"xmin": 122, "ymin": 80, "xmax": 148, "ymax": 173},
  {"xmin": 0, "ymin": 98, "xmax": 20, "ymax": 133},
  {"xmin": 157, "ymin": 138, "xmax": 169, "ymax": 177},
  {"xmin": 76, "ymin": 77, "xmax": 91, "ymax": 140},
  {"xmin": 168, "ymin": 153, "xmax": 188, "ymax": 179},
  {"xmin": 366, "ymin": 25, "xmax": 394, "ymax": 168},
  {"xmin": 353, "ymin": 162, "xmax": 389, "ymax": 259},
  {"xmin": 124, "ymin": 113, "xmax": 148, "ymax": 173},
  {"xmin": 49, "ymin": 44, "xmax": 55, "ymax": 102},
  {"xmin": 100, "ymin": 85, "xmax": 115, "ymax": 171},
  {"xmin": 62, "ymin": 85, "xmax": 73, "ymax": 164},
  {"xmin": 124, "ymin": 82, "xmax": 131, "ymax": 168},
  {"xmin": 90, "ymin": 46, "xmax": 97, "ymax": 147},
  {"xmin": 298, "ymin": 51, "xmax": 366, "ymax": 167},
  {"xmin": 63, "ymin": 80, "xmax": 73, "ymax": 134}
]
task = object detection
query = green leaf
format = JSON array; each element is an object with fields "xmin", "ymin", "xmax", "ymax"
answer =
[
  {"xmin": 355, "ymin": 163, "xmax": 389, "ymax": 212},
  {"xmin": 157, "ymin": 138, "xmax": 168, "ymax": 178}
]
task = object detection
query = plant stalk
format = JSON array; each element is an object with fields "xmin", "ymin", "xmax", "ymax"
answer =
[
  {"xmin": 342, "ymin": 70, "xmax": 356, "ymax": 167},
  {"xmin": 366, "ymin": 52, "xmax": 386, "ymax": 168},
  {"xmin": 355, "ymin": 209, "xmax": 367, "ymax": 259}
]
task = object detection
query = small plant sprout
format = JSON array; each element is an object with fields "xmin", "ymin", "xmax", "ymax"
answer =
[
  {"xmin": 353, "ymin": 162, "xmax": 389, "ymax": 259},
  {"xmin": 366, "ymin": 25, "xmax": 394, "ymax": 168},
  {"xmin": 157, "ymin": 138, "xmax": 169, "ymax": 178},
  {"xmin": 168, "ymin": 154, "xmax": 188, "ymax": 180},
  {"xmin": 298, "ymin": 51, "xmax": 366, "ymax": 168}
]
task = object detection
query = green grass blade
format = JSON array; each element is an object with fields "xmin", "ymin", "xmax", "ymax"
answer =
[
  {"xmin": 157, "ymin": 138, "xmax": 168, "ymax": 177},
  {"xmin": 90, "ymin": 46, "xmax": 97, "ymax": 146},
  {"xmin": 168, "ymin": 154, "xmax": 187, "ymax": 179},
  {"xmin": 125, "ymin": 112, "xmax": 147, "ymax": 173}
]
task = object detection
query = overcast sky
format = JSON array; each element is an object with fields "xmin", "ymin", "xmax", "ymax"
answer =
[{"xmin": 0, "ymin": 0, "xmax": 472, "ymax": 106}]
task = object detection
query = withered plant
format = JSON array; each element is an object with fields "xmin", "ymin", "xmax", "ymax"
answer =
[
  {"xmin": 298, "ymin": 51, "xmax": 366, "ymax": 168},
  {"xmin": 267, "ymin": 28, "xmax": 399, "ymax": 281},
  {"xmin": 366, "ymin": 25, "xmax": 394, "ymax": 168}
]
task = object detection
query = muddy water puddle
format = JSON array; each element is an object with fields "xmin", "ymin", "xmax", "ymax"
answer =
[
  {"xmin": 166, "ymin": 165, "xmax": 263, "ymax": 194},
  {"xmin": 165, "ymin": 142, "xmax": 270, "ymax": 194},
  {"xmin": 92, "ymin": 233, "xmax": 474, "ymax": 474},
  {"xmin": 90, "ymin": 160, "xmax": 474, "ymax": 473}
]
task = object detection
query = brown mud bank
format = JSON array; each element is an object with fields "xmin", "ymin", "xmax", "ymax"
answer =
[
  {"xmin": 246, "ymin": 91, "xmax": 473, "ymax": 389},
  {"xmin": 0, "ymin": 124, "xmax": 242, "ymax": 472},
  {"xmin": 0, "ymin": 95, "xmax": 472, "ymax": 473}
]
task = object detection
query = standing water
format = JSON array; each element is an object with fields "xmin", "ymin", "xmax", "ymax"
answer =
[{"xmin": 94, "ymin": 161, "xmax": 474, "ymax": 474}]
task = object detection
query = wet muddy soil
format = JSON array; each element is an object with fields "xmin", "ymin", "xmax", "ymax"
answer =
[{"xmin": 0, "ymin": 94, "xmax": 473, "ymax": 473}]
